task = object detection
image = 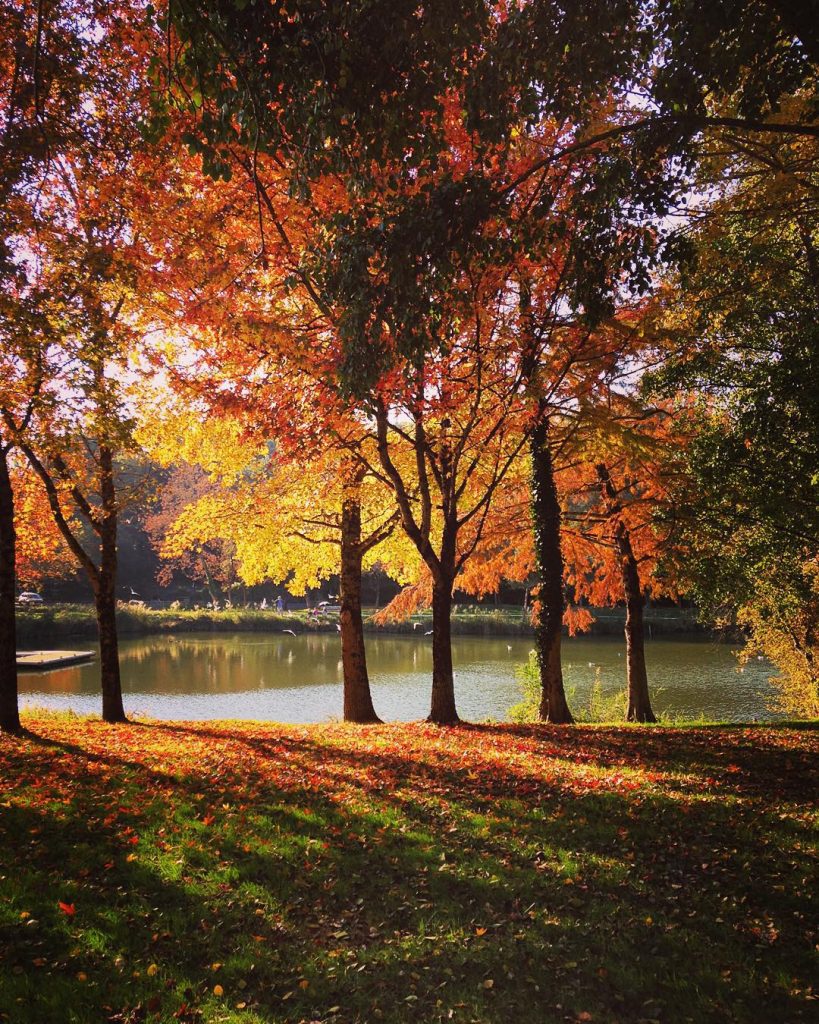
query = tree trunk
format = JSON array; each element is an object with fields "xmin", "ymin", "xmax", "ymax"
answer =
[
  {"xmin": 623, "ymin": 564, "xmax": 656, "ymax": 722},
  {"xmin": 429, "ymin": 573, "xmax": 459, "ymax": 724},
  {"xmin": 0, "ymin": 449, "xmax": 20, "ymax": 734},
  {"xmin": 95, "ymin": 574, "xmax": 126, "ymax": 724},
  {"xmin": 95, "ymin": 453, "xmax": 126, "ymax": 724},
  {"xmin": 531, "ymin": 411, "xmax": 574, "ymax": 723},
  {"xmin": 340, "ymin": 476, "xmax": 380, "ymax": 723},
  {"xmin": 596, "ymin": 464, "xmax": 656, "ymax": 723}
]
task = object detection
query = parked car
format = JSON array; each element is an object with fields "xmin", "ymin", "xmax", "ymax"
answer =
[{"xmin": 17, "ymin": 592, "xmax": 44, "ymax": 606}]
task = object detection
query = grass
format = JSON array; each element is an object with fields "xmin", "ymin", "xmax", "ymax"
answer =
[
  {"xmin": 1, "ymin": 714, "xmax": 816, "ymax": 1024},
  {"xmin": 511, "ymin": 652, "xmax": 634, "ymax": 723},
  {"xmin": 15, "ymin": 605, "xmax": 334, "ymax": 643},
  {"xmin": 16, "ymin": 603, "xmax": 704, "ymax": 643}
]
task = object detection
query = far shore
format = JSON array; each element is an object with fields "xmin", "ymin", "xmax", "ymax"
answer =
[{"xmin": 16, "ymin": 602, "xmax": 710, "ymax": 643}]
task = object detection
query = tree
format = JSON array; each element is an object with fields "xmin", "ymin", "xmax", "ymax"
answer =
[
  {"xmin": 163, "ymin": 0, "xmax": 819, "ymax": 402},
  {"xmin": 366, "ymin": 335, "xmax": 530, "ymax": 724},
  {"xmin": 145, "ymin": 463, "xmax": 243, "ymax": 607},
  {"xmin": 0, "ymin": 0, "xmax": 92, "ymax": 733},
  {"xmin": 162, "ymin": 0, "xmax": 819, "ymax": 727},
  {"xmin": 558, "ymin": 399, "xmax": 686, "ymax": 723},
  {"xmin": 650, "ymin": 108, "xmax": 819, "ymax": 715},
  {"xmin": 0, "ymin": 431, "xmax": 19, "ymax": 733},
  {"xmin": 0, "ymin": 366, "xmax": 45, "ymax": 733},
  {"xmin": 12, "ymin": 459, "xmax": 75, "ymax": 589},
  {"xmin": 19, "ymin": 360, "xmax": 141, "ymax": 724},
  {"xmin": 593, "ymin": 463, "xmax": 658, "ymax": 723},
  {"xmin": 1, "ymin": 0, "xmax": 163, "ymax": 723},
  {"xmin": 139, "ymin": 404, "xmax": 402, "ymax": 722}
]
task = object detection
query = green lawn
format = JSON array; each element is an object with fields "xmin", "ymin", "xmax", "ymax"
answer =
[{"xmin": 1, "ymin": 714, "xmax": 816, "ymax": 1023}]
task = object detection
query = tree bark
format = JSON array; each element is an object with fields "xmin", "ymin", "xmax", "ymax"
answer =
[
  {"xmin": 429, "ymin": 572, "xmax": 459, "ymax": 724},
  {"xmin": 340, "ymin": 474, "xmax": 381, "ymax": 723},
  {"xmin": 95, "ymin": 448, "xmax": 126, "ymax": 724},
  {"xmin": 622, "ymin": 564, "xmax": 656, "ymax": 722},
  {"xmin": 372, "ymin": 397, "xmax": 461, "ymax": 723},
  {"xmin": 596, "ymin": 464, "xmax": 656, "ymax": 723},
  {"xmin": 531, "ymin": 410, "xmax": 574, "ymax": 723},
  {"xmin": 0, "ymin": 448, "xmax": 20, "ymax": 734},
  {"xmin": 94, "ymin": 579, "xmax": 125, "ymax": 723}
]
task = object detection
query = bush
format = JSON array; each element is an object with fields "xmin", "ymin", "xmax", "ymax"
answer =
[
  {"xmin": 509, "ymin": 650, "xmax": 628, "ymax": 724},
  {"xmin": 739, "ymin": 559, "xmax": 819, "ymax": 719}
]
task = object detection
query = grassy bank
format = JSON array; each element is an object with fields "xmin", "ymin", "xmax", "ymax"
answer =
[
  {"xmin": 15, "ymin": 606, "xmax": 321, "ymax": 644},
  {"xmin": 16, "ymin": 603, "xmax": 704, "ymax": 644},
  {"xmin": 1, "ymin": 715, "xmax": 816, "ymax": 1023}
]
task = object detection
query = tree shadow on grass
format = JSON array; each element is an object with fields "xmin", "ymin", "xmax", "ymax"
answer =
[{"xmin": 0, "ymin": 721, "xmax": 816, "ymax": 1023}]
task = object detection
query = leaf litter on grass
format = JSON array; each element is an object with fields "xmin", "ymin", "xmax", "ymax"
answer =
[{"xmin": 0, "ymin": 713, "xmax": 816, "ymax": 1024}]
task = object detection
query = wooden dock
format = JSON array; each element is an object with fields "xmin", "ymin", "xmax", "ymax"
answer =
[{"xmin": 16, "ymin": 650, "xmax": 96, "ymax": 671}]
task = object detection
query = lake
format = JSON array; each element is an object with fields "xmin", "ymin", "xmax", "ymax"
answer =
[{"xmin": 17, "ymin": 632, "xmax": 784, "ymax": 723}]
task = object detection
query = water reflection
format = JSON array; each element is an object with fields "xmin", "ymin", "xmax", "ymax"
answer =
[{"xmin": 19, "ymin": 633, "xmax": 782, "ymax": 723}]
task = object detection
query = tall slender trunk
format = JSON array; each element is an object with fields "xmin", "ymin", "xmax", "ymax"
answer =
[
  {"xmin": 340, "ymin": 474, "xmax": 380, "ymax": 723},
  {"xmin": 596, "ymin": 465, "xmax": 656, "ymax": 723},
  {"xmin": 429, "ymin": 571, "xmax": 458, "ymax": 724},
  {"xmin": 18, "ymin": 421, "xmax": 127, "ymax": 723},
  {"xmin": 531, "ymin": 410, "xmax": 573, "ymax": 723},
  {"xmin": 0, "ymin": 448, "xmax": 20, "ymax": 734},
  {"xmin": 622, "ymin": 563, "xmax": 656, "ymax": 722},
  {"xmin": 96, "ymin": 449, "xmax": 126, "ymax": 724},
  {"xmin": 200, "ymin": 558, "xmax": 221, "ymax": 607},
  {"xmin": 372, "ymin": 397, "xmax": 460, "ymax": 723},
  {"xmin": 94, "ymin": 577, "xmax": 125, "ymax": 723}
]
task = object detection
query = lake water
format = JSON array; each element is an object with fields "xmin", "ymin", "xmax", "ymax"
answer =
[{"xmin": 17, "ymin": 632, "xmax": 784, "ymax": 723}]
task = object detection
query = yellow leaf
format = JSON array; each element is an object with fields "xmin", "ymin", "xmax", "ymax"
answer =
[{"xmin": 147, "ymin": 963, "xmax": 158, "ymax": 977}]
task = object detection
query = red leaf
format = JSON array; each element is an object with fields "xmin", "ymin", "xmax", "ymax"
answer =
[{"xmin": 59, "ymin": 901, "xmax": 76, "ymax": 917}]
